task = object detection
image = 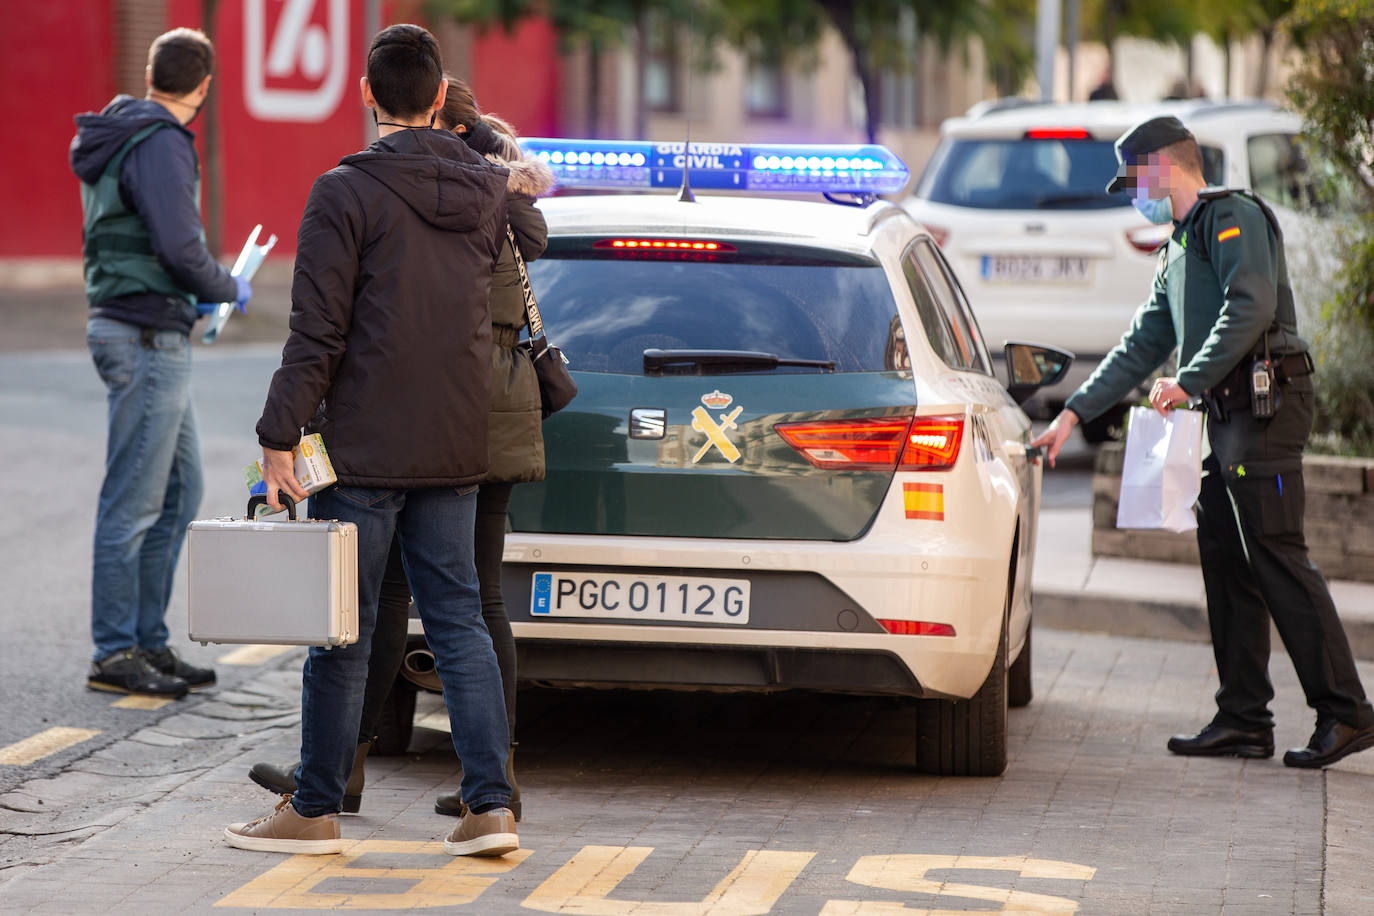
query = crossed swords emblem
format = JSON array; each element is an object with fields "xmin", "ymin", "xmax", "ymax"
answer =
[{"xmin": 691, "ymin": 403, "xmax": 744, "ymax": 464}]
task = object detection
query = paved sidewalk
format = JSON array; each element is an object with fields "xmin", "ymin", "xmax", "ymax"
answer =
[
  {"xmin": 1033, "ymin": 507, "xmax": 1374, "ymax": 660},
  {"xmin": 1, "ymin": 630, "xmax": 1372, "ymax": 914}
]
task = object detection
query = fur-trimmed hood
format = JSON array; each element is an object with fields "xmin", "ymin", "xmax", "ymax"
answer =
[{"xmin": 498, "ymin": 156, "xmax": 555, "ymax": 198}]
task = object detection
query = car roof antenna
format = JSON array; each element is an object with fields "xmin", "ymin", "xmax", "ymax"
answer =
[{"xmin": 677, "ymin": 1, "xmax": 697, "ymax": 203}]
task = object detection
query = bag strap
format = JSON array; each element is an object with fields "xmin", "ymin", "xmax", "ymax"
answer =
[{"xmin": 506, "ymin": 225, "xmax": 545, "ymax": 341}]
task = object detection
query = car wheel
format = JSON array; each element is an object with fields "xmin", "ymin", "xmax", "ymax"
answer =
[
  {"xmin": 1009, "ymin": 617, "xmax": 1032, "ymax": 708},
  {"xmin": 372, "ymin": 681, "xmax": 417, "ymax": 757},
  {"xmin": 914, "ymin": 581, "xmax": 1010, "ymax": 777},
  {"xmin": 1079, "ymin": 404, "xmax": 1128, "ymax": 444}
]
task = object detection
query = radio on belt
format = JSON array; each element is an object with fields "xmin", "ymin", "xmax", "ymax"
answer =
[{"xmin": 520, "ymin": 138, "xmax": 910, "ymax": 195}]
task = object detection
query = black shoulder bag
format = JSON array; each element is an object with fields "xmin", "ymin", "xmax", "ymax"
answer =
[{"xmin": 508, "ymin": 225, "xmax": 577, "ymax": 418}]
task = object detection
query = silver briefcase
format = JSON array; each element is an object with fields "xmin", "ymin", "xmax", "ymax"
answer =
[{"xmin": 187, "ymin": 495, "xmax": 358, "ymax": 647}]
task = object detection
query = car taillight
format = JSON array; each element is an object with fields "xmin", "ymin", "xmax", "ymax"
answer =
[
  {"xmin": 924, "ymin": 224, "xmax": 949, "ymax": 248},
  {"xmin": 878, "ymin": 619, "xmax": 957, "ymax": 636},
  {"xmin": 1125, "ymin": 225, "xmax": 1171, "ymax": 254},
  {"xmin": 775, "ymin": 415, "xmax": 964, "ymax": 471},
  {"xmin": 774, "ymin": 417, "xmax": 912, "ymax": 470},
  {"xmin": 900, "ymin": 416, "xmax": 964, "ymax": 470}
]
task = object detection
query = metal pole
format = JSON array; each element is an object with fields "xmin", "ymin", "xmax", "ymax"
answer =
[
  {"xmin": 1035, "ymin": 0, "xmax": 1062, "ymax": 101},
  {"xmin": 1065, "ymin": 0, "xmax": 1080, "ymax": 103},
  {"xmin": 364, "ymin": 0, "xmax": 381, "ymax": 147}
]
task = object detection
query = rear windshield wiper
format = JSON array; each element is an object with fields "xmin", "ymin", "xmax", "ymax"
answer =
[
  {"xmin": 643, "ymin": 348, "xmax": 836, "ymax": 376},
  {"xmin": 1033, "ymin": 192, "xmax": 1120, "ymax": 208}
]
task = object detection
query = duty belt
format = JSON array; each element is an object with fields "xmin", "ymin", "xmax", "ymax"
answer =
[{"xmin": 1203, "ymin": 351, "xmax": 1314, "ymax": 420}]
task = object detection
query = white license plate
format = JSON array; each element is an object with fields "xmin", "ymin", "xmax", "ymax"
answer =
[
  {"xmin": 530, "ymin": 572, "xmax": 750, "ymax": 624},
  {"xmin": 981, "ymin": 255, "xmax": 1093, "ymax": 284}
]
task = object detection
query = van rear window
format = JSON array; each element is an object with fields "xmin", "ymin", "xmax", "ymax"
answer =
[{"xmin": 524, "ymin": 240, "xmax": 905, "ymax": 374}]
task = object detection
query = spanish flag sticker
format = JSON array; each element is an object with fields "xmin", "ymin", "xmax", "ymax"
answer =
[
  {"xmin": 903, "ymin": 482, "xmax": 944, "ymax": 521},
  {"xmin": 1217, "ymin": 226, "xmax": 1241, "ymax": 243}
]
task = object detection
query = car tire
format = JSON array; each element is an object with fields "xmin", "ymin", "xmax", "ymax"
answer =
[
  {"xmin": 372, "ymin": 681, "xmax": 417, "ymax": 757},
  {"xmin": 914, "ymin": 582, "xmax": 1010, "ymax": 777},
  {"xmin": 1009, "ymin": 617, "xmax": 1033, "ymax": 708},
  {"xmin": 1079, "ymin": 404, "xmax": 1128, "ymax": 444}
]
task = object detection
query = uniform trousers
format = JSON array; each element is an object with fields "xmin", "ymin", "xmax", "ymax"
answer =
[{"xmin": 1195, "ymin": 376, "xmax": 1374, "ymax": 732}]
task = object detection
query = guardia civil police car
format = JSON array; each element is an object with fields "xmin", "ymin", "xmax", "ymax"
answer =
[{"xmin": 398, "ymin": 140, "xmax": 1072, "ymax": 777}]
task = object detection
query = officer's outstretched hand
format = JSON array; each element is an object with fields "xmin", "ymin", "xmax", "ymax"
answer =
[
  {"xmin": 234, "ymin": 275, "xmax": 253, "ymax": 314},
  {"xmin": 1030, "ymin": 409, "xmax": 1079, "ymax": 469}
]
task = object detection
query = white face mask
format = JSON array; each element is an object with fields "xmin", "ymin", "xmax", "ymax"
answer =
[{"xmin": 1132, "ymin": 193, "xmax": 1174, "ymax": 224}]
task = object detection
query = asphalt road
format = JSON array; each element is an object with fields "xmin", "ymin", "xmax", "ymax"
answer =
[{"xmin": 0, "ymin": 340, "xmax": 1096, "ymax": 798}]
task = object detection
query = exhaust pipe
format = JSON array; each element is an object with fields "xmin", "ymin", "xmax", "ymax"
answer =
[{"xmin": 400, "ymin": 648, "xmax": 443, "ymax": 693}]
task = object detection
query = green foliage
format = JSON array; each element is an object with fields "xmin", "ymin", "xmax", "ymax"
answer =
[{"xmin": 1283, "ymin": 0, "xmax": 1374, "ymax": 455}]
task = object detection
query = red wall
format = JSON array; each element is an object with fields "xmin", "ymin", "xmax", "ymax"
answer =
[
  {"xmin": 3, "ymin": 3, "xmax": 113, "ymax": 258},
  {"xmin": 1, "ymin": 2, "xmax": 562, "ymax": 259}
]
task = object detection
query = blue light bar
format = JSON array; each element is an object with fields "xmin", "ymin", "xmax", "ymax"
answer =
[{"xmin": 520, "ymin": 139, "xmax": 910, "ymax": 195}]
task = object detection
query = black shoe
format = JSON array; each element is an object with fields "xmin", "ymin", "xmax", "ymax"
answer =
[
  {"xmin": 249, "ymin": 761, "xmax": 298, "ymax": 796},
  {"xmin": 88, "ymin": 649, "xmax": 189, "ymax": 699},
  {"xmin": 1167, "ymin": 723, "xmax": 1274, "ymax": 758},
  {"xmin": 1283, "ymin": 719, "xmax": 1374, "ymax": 769},
  {"xmin": 435, "ymin": 790, "xmax": 467, "ymax": 818},
  {"xmin": 145, "ymin": 647, "xmax": 216, "ymax": 690}
]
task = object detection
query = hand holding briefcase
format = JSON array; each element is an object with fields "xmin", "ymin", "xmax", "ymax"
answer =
[{"xmin": 187, "ymin": 495, "xmax": 359, "ymax": 647}]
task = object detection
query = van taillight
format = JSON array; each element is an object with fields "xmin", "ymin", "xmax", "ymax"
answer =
[
  {"xmin": 775, "ymin": 415, "xmax": 964, "ymax": 471},
  {"xmin": 1125, "ymin": 225, "xmax": 1171, "ymax": 254}
]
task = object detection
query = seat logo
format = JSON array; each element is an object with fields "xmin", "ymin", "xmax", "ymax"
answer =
[
  {"xmin": 628, "ymin": 408, "xmax": 666, "ymax": 440},
  {"xmin": 691, "ymin": 391, "xmax": 743, "ymax": 464}
]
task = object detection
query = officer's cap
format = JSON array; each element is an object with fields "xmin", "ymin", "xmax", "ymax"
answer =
[{"xmin": 1106, "ymin": 115, "xmax": 1196, "ymax": 193}]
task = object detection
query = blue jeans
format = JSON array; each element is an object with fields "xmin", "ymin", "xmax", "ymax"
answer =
[
  {"xmin": 87, "ymin": 317, "xmax": 203, "ymax": 661},
  {"xmin": 292, "ymin": 485, "xmax": 511, "ymax": 817}
]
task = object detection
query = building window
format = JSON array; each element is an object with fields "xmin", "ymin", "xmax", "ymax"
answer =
[
  {"xmin": 745, "ymin": 60, "xmax": 787, "ymax": 118},
  {"xmin": 643, "ymin": 17, "xmax": 680, "ymax": 112}
]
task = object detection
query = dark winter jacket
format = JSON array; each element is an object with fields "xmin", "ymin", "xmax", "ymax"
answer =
[
  {"xmin": 486, "ymin": 157, "xmax": 553, "ymax": 484},
  {"xmin": 69, "ymin": 96, "xmax": 236, "ymax": 333},
  {"xmin": 256, "ymin": 128, "xmax": 509, "ymax": 488}
]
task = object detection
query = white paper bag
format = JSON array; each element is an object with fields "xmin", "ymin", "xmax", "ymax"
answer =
[{"xmin": 1116, "ymin": 406, "xmax": 1205, "ymax": 533}]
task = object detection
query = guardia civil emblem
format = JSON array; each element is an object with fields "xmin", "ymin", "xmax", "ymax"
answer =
[{"xmin": 691, "ymin": 390, "xmax": 743, "ymax": 464}]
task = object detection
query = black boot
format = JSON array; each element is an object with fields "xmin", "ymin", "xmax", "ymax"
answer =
[{"xmin": 248, "ymin": 739, "xmax": 373, "ymax": 813}]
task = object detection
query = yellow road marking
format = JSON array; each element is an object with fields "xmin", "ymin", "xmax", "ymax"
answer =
[
  {"xmin": 821, "ymin": 855, "xmax": 1097, "ymax": 915},
  {"xmin": 216, "ymin": 840, "xmax": 530, "ymax": 909},
  {"xmin": 218, "ymin": 644, "xmax": 296, "ymax": 666},
  {"xmin": 111, "ymin": 696, "xmax": 173, "ymax": 710},
  {"xmin": 0, "ymin": 727, "xmax": 100, "ymax": 765},
  {"xmin": 523, "ymin": 845, "xmax": 815, "ymax": 914}
]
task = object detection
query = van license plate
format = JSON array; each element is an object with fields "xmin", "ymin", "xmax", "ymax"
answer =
[
  {"xmin": 981, "ymin": 255, "xmax": 1092, "ymax": 283},
  {"xmin": 530, "ymin": 572, "xmax": 750, "ymax": 624}
]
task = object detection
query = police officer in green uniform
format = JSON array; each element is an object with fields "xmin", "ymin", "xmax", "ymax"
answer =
[{"xmin": 1034, "ymin": 116, "xmax": 1374, "ymax": 768}]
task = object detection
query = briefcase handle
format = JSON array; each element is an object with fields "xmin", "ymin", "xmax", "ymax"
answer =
[{"xmin": 247, "ymin": 493, "xmax": 298, "ymax": 520}]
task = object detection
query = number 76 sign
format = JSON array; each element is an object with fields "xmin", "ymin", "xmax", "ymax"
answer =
[{"xmin": 244, "ymin": 0, "xmax": 349, "ymax": 122}]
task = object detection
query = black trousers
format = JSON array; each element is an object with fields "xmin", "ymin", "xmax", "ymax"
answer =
[
  {"xmin": 1197, "ymin": 380, "xmax": 1373, "ymax": 732},
  {"xmin": 356, "ymin": 483, "xmax": 517, "ymax": 743}
]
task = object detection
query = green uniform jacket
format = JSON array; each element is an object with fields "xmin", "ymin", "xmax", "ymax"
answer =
[{"xmin": 1065, "ymin": 190, "xmax": 1305, "ymax": 424}]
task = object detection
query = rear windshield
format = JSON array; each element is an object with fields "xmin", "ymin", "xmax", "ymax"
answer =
[
  {"xmin": 919, "ymin": 138, "xmax": 1128, "ymax": 210},
  {"xmin": 524, "ymin": 241, "xmax": 904, "ymax": 374}
]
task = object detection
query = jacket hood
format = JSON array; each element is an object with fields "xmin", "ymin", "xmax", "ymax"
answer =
[
  {"xmin": 70, "ymin": 95, "xmax": 187, "ymax": 184},
  {"xmin": 341, "ymin": 129, "xmax": 508, "ymax": 233},
  {"xmin": 501, "ymin": 157, "xmax": 556, "ymax": 198}
]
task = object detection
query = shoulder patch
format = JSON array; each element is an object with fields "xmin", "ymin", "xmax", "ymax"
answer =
[{"xmin": 1217, "ymin": 226, "xmax": 1241, "ymax": 243}]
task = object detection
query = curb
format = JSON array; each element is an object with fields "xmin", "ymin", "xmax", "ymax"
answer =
[{"xmin": 1034, "ymin": 588, "xmax": 1374, "ymax": 661}]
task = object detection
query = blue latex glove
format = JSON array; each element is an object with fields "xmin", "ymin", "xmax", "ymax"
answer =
[{"xmin": 196, "ymin": 276, "xmax": 254, "ymax": 316}]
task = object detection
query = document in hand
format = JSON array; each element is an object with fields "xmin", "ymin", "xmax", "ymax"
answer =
[{"xmin": 1116, "ymin": 406, "xmax": 1205, "ymax": 533}]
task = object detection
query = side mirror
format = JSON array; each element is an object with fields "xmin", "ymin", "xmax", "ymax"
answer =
[{"xmin": 1004, "ymin": 341, "xmax": 1074, "ymax": 405}]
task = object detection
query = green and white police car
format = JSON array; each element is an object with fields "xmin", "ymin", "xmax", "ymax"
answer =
[{"xmin": 405, "ymin": 140, "xmax": 1072, "ymax": 777}]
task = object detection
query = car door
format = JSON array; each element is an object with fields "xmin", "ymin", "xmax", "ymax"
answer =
[{"xmin": 908, "ymin": 239, "xmax": 1038, "ymax": 632}]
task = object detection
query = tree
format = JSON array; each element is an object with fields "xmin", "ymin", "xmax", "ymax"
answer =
[
  {"xmin": 1198, "ymin": 0, "xmax": 1295, "ymax": 97},
  {"xmin": 1079, "ymin": 0, "xmax": 1203, "ymax": 88},
  {"xmin": 1283, "ymin": 0, "xmax": 1374, "ymax": 452}
]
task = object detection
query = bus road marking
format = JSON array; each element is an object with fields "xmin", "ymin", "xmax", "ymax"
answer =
[{"xmin": 0, "ymin": 727, "xmax": 100, "ymax": 765}]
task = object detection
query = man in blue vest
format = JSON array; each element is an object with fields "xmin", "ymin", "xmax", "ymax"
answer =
[{"xmin": 70, "ymin": 27, "xmax": 251, "ymax": 698}]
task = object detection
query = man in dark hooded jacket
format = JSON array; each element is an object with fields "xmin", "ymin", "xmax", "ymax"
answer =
[
  {"xmin": 71, "ymin": 27, "xmax": 250, "ymax": 699},
  {"xmin": 224, "ymin": 24, "xmax": 518, "ymax": 859}
]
